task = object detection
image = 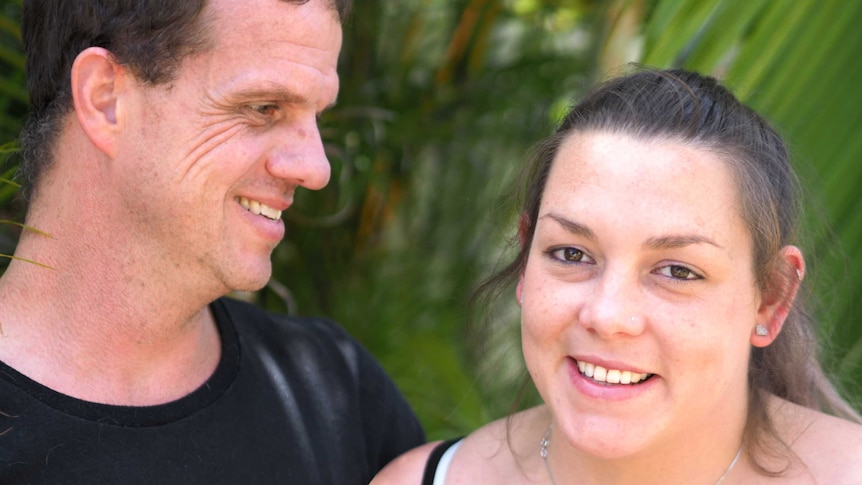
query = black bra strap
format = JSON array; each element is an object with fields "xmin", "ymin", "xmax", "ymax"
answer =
[{"xmin": 421, "ymin": 438, "xmax": 463, "ymax": 485}]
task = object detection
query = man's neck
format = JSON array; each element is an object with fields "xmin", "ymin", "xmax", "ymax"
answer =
[
  {"xmin": 0, "ymin": 121, "xmax": 228, "ymax": 405},
  {"xmin": 0, "ymin": 229, "xmax": 224, "ymax": 406}
]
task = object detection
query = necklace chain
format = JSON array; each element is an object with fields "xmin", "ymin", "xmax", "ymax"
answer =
[
  {"xmin": 540, "ymin": 424, "xmax": 743, "ymax": 485},
  {"xmin": 540, "ymin": 426, "xmax": 558, "ymax": 485}
]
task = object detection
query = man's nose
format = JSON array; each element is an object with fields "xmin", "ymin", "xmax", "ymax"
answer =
[{"xmin": 265, "ymin": 119, "xmax": 331, "ymax": 190}]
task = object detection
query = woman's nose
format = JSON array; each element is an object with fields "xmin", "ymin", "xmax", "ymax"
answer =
[{"xmin": 579, "ymin": 268, "xmax": 645, "ymax": 338}]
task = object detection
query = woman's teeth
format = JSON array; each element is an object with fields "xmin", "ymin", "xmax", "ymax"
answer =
[
  {"xmin": 238, "ymin": 196, "xmax": 282, "ymax": 221},
  {"xmin": 577, "ymin": 360, "xmax": 651, "ymax": 385}
]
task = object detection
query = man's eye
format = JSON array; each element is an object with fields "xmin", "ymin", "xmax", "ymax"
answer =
[
  {"xmin": 250, "ymin": 104, "xmax": 279, "ymax": 116},
  {"xmin": 657, "ymin": 265, "xmax": 701, "ymax": 280}
]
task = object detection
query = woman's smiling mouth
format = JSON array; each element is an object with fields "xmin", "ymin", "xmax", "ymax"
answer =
[{"xmin": 576, "ymin": 359, "xmax": 653, "ymax": 385}]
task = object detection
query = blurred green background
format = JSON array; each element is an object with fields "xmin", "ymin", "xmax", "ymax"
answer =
[{"xmin": 1, "ymin": 0, "xmax": 861, "ymax": 440}]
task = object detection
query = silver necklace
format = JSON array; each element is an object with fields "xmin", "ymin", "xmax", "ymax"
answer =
[{"xmin": 540, "ymin": 425, "xmax": 743, "ymax": 484}]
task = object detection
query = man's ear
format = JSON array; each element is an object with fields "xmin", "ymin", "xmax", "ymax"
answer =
[
  {"xmin": 751, "ymin": 245, "xmax": 805, "ymax": 347},
  {"xmin": 71, "ymin": 47, "xmax": 128, "ymax": 158}
]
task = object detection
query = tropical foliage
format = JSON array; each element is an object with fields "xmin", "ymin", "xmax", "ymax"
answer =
[
  {"xmin": 0, "ymin": 0, "xmax": 26, "ymax": 260},
  {"xmin": 1, "ymin": 0, "xmax": 860, "ymax": 439}
]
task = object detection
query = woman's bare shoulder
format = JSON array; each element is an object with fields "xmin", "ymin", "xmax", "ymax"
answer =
[
  {"xmin": 370, "ymin": 441, "xmax": 443, "ymax": 485},
  {"xmin": 445, "ymin": 406, "xmax": 550, "ymax": 483},
  {"xmin": 372, "ymin": 406, "xmax": 549, "ymax": 485},
  {"xmin": 797, "ymin": 408, "xmax": 862, "ymax": 483},
  {"xmin": 770, "ymin": 398, "xmax": 862, "ymax": 483}
]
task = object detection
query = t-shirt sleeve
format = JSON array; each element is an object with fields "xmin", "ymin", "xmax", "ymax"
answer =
[
  {"xmin": 354, "ymin": 340, "xmax": 426, "ymax": 472},
  {"xmin": 303, "ymin": 317, "xmax": 426, "ymax": 473}
]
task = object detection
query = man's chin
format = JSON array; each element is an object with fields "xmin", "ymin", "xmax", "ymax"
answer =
[
  {"xmin": 237, "ymin": 276, "xmax": 271, "ymax": 293},
  {"xmin": 224, "ymin": 266, "xmax": 273, "ymax": 294}
]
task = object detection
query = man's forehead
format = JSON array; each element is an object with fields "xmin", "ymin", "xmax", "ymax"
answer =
[{"xmin": 203, "ymin": 0, "xmax": 340, "ymax": 28}]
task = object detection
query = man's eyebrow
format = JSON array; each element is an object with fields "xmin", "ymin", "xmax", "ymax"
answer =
[
  {"xmin": 539, "ymin": 213, "xmax": 596, "ymax": 240},
  {"xmin": 644, "ymin": 234, "xmax": 723, "ymax": 250},
  {"xmin": 226, "ymin": 86, "xmax": 338, "ymax": 112},
  {"xmin": 228, "ymin": 87, "xmax": 304, "ymax": 103}
]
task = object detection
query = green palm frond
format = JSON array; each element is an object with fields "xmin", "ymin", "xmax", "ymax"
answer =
[{"xmin": 0, "ymin": 254, "xmax": 53, "ymax": 270}]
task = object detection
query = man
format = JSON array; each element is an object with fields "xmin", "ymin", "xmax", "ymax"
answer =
[{"xmin": 0, "ymin": 0, "xmax": 424, "ymax": 483}]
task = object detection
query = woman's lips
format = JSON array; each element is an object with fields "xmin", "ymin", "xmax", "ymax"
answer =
[{"xmin": 575, "ymin": 359, "xmax": 653, "ymax": 385}]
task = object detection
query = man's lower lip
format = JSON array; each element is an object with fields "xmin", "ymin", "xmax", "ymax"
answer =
[{"xmin": 240, "ymin": 205, "xmax": 285, "ymax": 240}]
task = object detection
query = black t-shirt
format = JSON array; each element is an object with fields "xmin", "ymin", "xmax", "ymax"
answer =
[{"xmin": 0, "ymin": 297, "xmax": 425, "ymax": 484}]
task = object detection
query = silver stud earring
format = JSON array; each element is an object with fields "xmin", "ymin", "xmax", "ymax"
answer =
[
  {"xmin": 796, "ymin": 269, "xmax": 802, "ymax": 280},
  {"xmin": 755, "ymin": 324, "xmax": 769, "ymax": 336}
]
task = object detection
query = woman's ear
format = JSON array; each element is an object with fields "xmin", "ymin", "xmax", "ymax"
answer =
[
  {"xmin": 517, "ymin": 211, "xmax": 531, "ymax": 250},
  {"xmin": 516, "ymin": 212, "xmax": 531, "ymax": 307},
  {"xmin": 751, "ymin": 245, "xmax": 805, "ymax": 347},
  {"xmin": 516, "ymin": 275, "xmax": 524, "ymax": 306},
  {"xmin": 71, "ymin": 47, "xmax": 128, "ymax": 158}
]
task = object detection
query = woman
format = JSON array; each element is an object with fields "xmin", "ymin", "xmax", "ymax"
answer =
[{"xmin": 373, "ymin": 69, "xmax": 862, "ymax": 484}]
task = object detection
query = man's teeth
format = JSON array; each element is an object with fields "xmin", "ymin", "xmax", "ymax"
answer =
[
  {"xmin": 238, "ymin": 197, "xmax": 281, "ymax": 221},
  {"xmin": 577, "ymin": 360, "xmax": 651, "ymax": 385}
]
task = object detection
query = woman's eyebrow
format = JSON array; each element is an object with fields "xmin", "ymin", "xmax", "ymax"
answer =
[
  {"xmin": 540, "ymin": 213, "xmax": 722, "ymax": 250},
  {"xmin": 644, "ymin": 234, "xmax": 723, "ymax": 250},
  {"xmin": 539, "ymin": 213, "xmax": 596, "ymax": 241}
]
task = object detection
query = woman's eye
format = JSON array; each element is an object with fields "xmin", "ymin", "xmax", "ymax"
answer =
[
  {"xmin": 657, "ymin": 265, "xmax": 701, "ymax": 280},
  {"xmin": 549, "ymin": 247, "xmax": 592, "ymax": 263}
]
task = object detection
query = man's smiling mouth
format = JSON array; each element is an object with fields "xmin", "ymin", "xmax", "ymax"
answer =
[{"xmin": 237, "ymin": 196, "xmax": 282, "ymax": 221}]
